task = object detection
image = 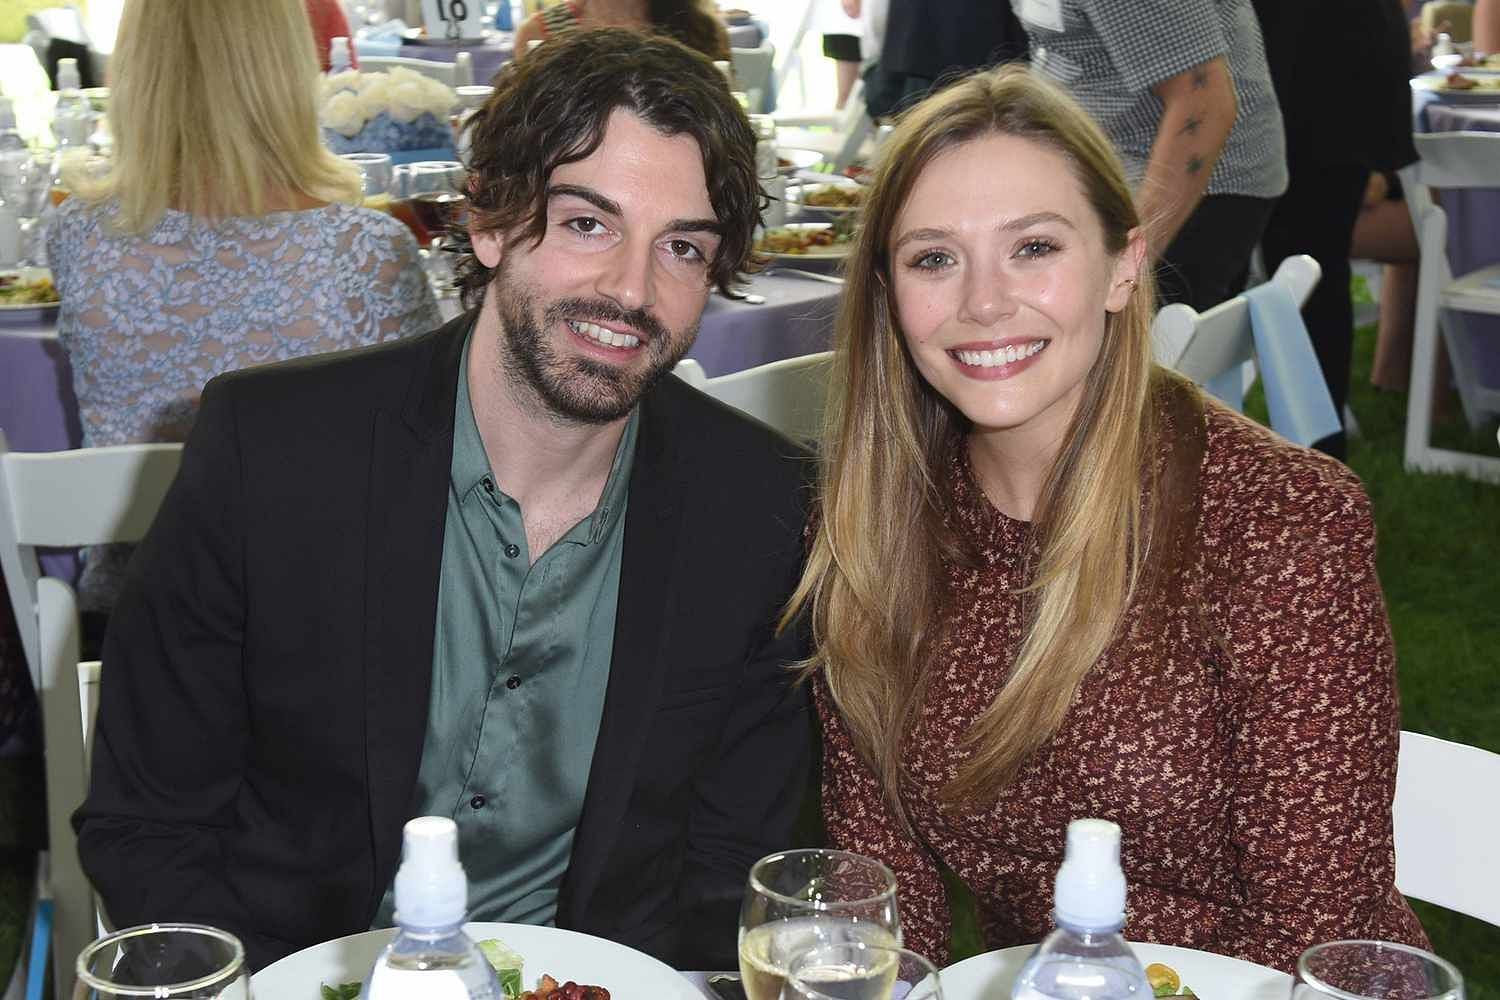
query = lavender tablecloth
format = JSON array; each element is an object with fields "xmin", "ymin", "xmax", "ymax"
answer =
[{"xmin": 1413, "ymin": 87, "xmax": 1500, "ymax": 388}]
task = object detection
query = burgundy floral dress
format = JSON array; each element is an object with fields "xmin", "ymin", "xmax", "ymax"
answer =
[{"xmin": 816, "ymin": 396, "xmax": 1428, "ymax": 974}]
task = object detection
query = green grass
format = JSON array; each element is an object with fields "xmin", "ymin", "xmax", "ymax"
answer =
[{"xmin": 946, "ymin": 323, "xmax": 1500, "ymax": 995}]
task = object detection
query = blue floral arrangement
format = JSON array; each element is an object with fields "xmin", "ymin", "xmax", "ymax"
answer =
[{"xmin": 320, "ymin": 67, "xmax": 458, "ymax": 155}]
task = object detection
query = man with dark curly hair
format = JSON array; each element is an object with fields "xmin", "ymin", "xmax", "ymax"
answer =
[{"xmin": 75, "ymin": 29, "xmax": 813, "ymax": 974}]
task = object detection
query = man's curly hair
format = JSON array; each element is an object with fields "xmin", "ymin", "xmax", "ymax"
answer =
[{"xmin": 451, "ymin": 28, "xmax": 765, "ymax": 307}]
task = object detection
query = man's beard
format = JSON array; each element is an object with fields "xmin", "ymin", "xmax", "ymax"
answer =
[{"xmin": 492, "ymin": 265, "xmax": 700, "ymax": 425}]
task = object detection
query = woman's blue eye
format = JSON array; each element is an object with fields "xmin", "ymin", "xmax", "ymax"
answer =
[
  {"xmin": 1017, "ymin": 239, "xmax": 1058, "ymax": 258},
  {"xmin": 910, "ymin": 250, "xmax": 953, "ymax": 270}
]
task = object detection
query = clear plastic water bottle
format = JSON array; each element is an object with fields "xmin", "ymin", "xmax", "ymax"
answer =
[
  {"xmin": 1011, "ymin": 819, "xmax": 1152, "ymax": 1000},
  {"xmin": 364, "ymin": 816, "xmax": 504, "ymax": 1000},
  {"xmin": 51, "ymin": 58, "xmax": 94, "ymax": 150}
]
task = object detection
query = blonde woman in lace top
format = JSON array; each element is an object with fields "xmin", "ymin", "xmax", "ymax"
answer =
[{"xmin": 48, "ymin": 0, "xmax": 439, "ymax": 609}]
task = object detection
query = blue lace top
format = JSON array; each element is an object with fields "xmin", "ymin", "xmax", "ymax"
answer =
[
  {"xmin": 47, "ymin": 197, "xmax": 441, "ymax": 611},
  {"xmin": 48, "ymin": 198, "xmax": 440, "ymax": 446}
]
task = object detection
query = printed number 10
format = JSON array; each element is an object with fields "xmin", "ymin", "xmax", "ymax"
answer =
[{"xmin": 436, "ymin": 0, "xmax": 469, "ymax": 37}]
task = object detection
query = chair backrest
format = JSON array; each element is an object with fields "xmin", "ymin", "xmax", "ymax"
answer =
[
  {"xmin": 730, "ymin": 42, "xmax": 775, "ymax": 114},
  {"xmin": 1393, "ymin": 731, "xmax": 1500, "ymax": 926},
  {"xmin": 0, "ymin": 431, "xmax": 183, "ymax": 995},
  {"xmin": 1152, "ymin": 254, "xmax": 1320, "ymax": 386},
  {"xmin": 691, "ymin": 351, "xmax": 832, "ymax": 444},
  {"xmin": 357, "ymin": 54, "xmax": 458, "ymax": 85},
  {"xmin": 1410, "ymin": 131, "xmax": 1500, "ymax": 190}
]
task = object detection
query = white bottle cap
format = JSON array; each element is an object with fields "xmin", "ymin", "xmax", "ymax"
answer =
[
  {"xmin": 57, "ymin": 58, "xmax": 81, "ymax": 91},
  {"xmin": 393, "ymin": 815, "xmax": 468, "ymax": 930},
  {"xmin": 1054, "ymin": 818, "xmax": 1127, "ymax": 932},
  {"xmin": 330, "ymin": 36, "xmax": 351, "ymax": 67}
]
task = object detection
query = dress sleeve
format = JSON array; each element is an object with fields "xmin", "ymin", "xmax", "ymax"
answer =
[
  {"xmin": 814, "ymin": 677, "xmax": 952, "ymax": 964},
  {"xmin": 1209, "ymin": 464, "xmax": 1427, "ymax": 969}
]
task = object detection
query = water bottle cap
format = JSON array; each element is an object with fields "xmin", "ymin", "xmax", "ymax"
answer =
[
  {"xmin": 1054, "ymin": 818, "xmax": 1127, "ymax": 931},
  {"xmin": 393, "ymin": 816, "xmax": 467, "ymax": 929},
  {"xmin": 58, "ymin": 58, "xmax": 81, "ymax": 91}
]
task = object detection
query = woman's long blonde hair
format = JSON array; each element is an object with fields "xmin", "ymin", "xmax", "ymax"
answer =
[
  {"xmin": 784, "ymin": 64, "xmax": 1183, "ymax": 814},
  {"xmin": 85, "ymin": 0, "xmax": 360, "ymax": 232}
]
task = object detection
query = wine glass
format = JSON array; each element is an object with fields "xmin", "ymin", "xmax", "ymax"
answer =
[
  {"xmin": 75, "ymin": 923, "xmax": 250, "ymax": 999},
  {"xmin": 738, "ymin": 850, "xmax": 901, "ymax": 1000},
  {"xmin": 1293, "ymin": 941, "xmax": 1464, "ymax": 1000},
  {"xmin": 788, "ymin": 944, "xmax": 941, "ymax": 1000}
]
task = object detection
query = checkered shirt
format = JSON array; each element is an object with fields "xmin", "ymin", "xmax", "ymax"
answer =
[{"xmin": 1010, "ymin": 0, "xmax": 1288, "ymax": 199}]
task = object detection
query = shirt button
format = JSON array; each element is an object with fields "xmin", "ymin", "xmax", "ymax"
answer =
[
  {"xmin": 505, "ymin": 674, "xmax": 522, "ymax": 690},
  {"xmin": 470, "ymin": 794, "xmax": 486, "ymax": 810},
  {"xmin": 503, "ymin": 543, "xmax": 520, "ymax": 559}
]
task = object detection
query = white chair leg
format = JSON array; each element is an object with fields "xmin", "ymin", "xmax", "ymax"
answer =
[{"xmin": 1405, "ymin": 212, "xmax": 1447, "ymax": 476}]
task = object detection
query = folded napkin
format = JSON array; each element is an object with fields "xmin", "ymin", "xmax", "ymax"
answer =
[{"xmin": 1241, "ymin": 278, "xmax": 1342, "ymax": 448}]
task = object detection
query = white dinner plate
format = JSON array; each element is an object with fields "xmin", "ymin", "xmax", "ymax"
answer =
[
  {"xmin": 252, "ymin": 921, "xmax": 706, "ymax": 1000},
  {"xmin": 776, "ymin": 147, "xmax": 825, "ymax": 176},
  {"xmin": 941, "ymin": 942, "xmax": 1291, "ymax": 1000},
  {"xmin": 0, "ymin": 267, "xmax": 59, "ymax": 316}
]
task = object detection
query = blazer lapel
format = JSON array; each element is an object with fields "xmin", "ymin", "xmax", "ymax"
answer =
[
  {"xmin": 362, "ymin": 315, "xmax": 471, "ymax": 913},
  {"xmin": 560, "ymin": 382, "xmax": 691, "ymax": 920}
]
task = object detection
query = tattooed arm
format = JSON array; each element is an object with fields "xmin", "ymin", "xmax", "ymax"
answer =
[{"xmin": 1139, "ymin": 56, "xmax": 1237, "ymax": 258}]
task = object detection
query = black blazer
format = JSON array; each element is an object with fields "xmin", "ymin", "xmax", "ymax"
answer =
[{"xmin": 74, "ymin": 312, "xmax": 816, "ymax": 972}]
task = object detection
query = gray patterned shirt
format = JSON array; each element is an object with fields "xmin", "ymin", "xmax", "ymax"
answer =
[{"xmin": 1010, "ymin": 0, "xmax": 1288, "ymax": 200}]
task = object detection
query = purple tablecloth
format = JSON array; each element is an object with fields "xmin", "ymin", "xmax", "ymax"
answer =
[{"xmin": 1413, "ymin": 88, "xmax": 1500, "ymax": 388}]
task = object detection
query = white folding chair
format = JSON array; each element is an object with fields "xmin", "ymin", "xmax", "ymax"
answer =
[
  {"xmin": 1392, "ymin": 731, "xmax": 1500, "ymax": 927},
  {"xmin": 674, "ymin": 352, "xmax": 832, "ymax": 444},
  {"xmin": 0, "ymin": 432, "xmax": 183, "ymax": 996},
  {"xmin": 731, "ymin": 42, "xmax": 775, "ymax": 114},
  {"xmin": 1151, "ymin": 255, "xmax": 1339, "ymax": 446},
  {"xmin": 357, "ymin": 54, "xmax": 459, "ymax": 86},
  {"xmin": 1397, "ymin": 131, "xmax": 1500, "ymax": 484}
]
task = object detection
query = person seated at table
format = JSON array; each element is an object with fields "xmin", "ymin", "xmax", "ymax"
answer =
[
  {"xmin": 513, "ymin": 0, "xmax": 730, "ymax": 63},
  {"xmin": 783, "ymin": 64, "xmax": 1429, "ymax": 973},
  {"xmin": 47, "ymin": 0, "xmax": 437, "ymax": 615},
  {"xmin": 73, "ymin": 27, "xmax": 813, "ymax": 974}
]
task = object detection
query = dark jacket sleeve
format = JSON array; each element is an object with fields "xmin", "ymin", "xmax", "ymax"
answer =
[{"xmin": 72, "ymin": 377, "xmax": 292, "ymax": 970}]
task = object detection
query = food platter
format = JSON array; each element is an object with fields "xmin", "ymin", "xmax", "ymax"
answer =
[
  {"xmin": 941, "ymin": 942, "xmax": 1289, "ymax": 1000},
  {"xmin": 1412, "ymin": 70, "xmax": 1500, "ymax": 100},
  {"xmin": 0, "ymin": 267, "xmax": 60, "ymax": 317},
  {"xmin": 787, "ymin": 179, "xmax": 866, "ymax": 216},
  {"xmin": 252, "ymin": 922, "xmax": 705, "ymax": 1000},
  {"xmin": 754, "ymin": 222, "xmax": 853, "ymax": 260}
]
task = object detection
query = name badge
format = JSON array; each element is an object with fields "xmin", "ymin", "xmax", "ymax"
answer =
[{"xmin": 1019, "ymin": 0, "xmax": 1065, "ymax": 33}]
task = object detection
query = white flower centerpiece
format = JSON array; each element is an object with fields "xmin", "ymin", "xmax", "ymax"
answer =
[{"xmin": 320, "ymin": 67, "xmax": 458, "ymax": 154}]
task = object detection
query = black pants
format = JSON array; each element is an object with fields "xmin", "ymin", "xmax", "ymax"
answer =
[
  {"xmin": 1157, "ymin": 194, "xmax": 1278, "ymax": 314},
  {"xmin": 1260, "ymin": 160, "xmax": 1369, "ymax": 461}
]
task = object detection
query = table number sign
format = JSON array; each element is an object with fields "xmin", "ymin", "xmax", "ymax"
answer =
[{"xmin": 422, "ymin": 0, "xmax": 485, "ymax": 40}]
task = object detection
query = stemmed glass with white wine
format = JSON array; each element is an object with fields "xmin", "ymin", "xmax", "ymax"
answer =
[
  {"xmin": 738, "ymin": 850, "xmax": 901, "ymax": 1000},
  {"xmin": 75, "ymin": 923, "xmax": 250, "ymax": 999}
]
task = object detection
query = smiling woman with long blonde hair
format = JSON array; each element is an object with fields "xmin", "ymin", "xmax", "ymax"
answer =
[{"xmin": 784, "ymin": 64, "xmax": 1426, "ymax": 973}]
